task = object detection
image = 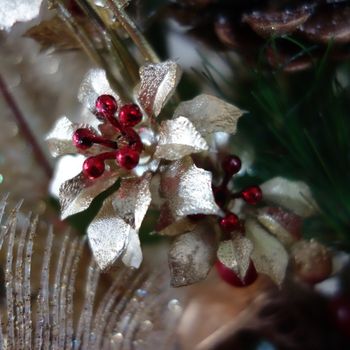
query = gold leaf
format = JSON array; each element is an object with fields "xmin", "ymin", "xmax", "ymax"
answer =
[
  {"xmin": 112, "ymin": 173, "xmax": 152, "ymax": 230},
  {"xmin": 137, "ymin": 61, "xmax": 181, "ymax": 117},
  {"xmin": 87, "ymin": 196, "xmax": 132, "ymax": 271},
  {"xmin": 245, "ymin": 219, "xmax": 289, "ymax": 286},
  {"xmin": 168, "ymin": 224, "xmax": 218, "ymax": 287},
  {"xmin": 154, "ymin": 116, "xmax": 209, "ymax": 161},
  {"xmin": 24, "ymin": 16, "xmax": 81, "ymax": 51},
  {"xmin": 59, "ymin": 171, "xmax": 118, "ymax": 219},
  {"xmin": 217, "ymin": 236, "xmax": 253, "ymax": 281},
  {"xmin": 173, "ymin": 94, "xmax": 243, "ymax": 138},
  {"xmin": 260, "ymin": 177, "xmax": 319, "ymax": 217},
  {"xmin": 160, "ymin": 157, "xmax": 221, "ymax": 219}
]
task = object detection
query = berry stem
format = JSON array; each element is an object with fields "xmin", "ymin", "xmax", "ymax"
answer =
[
  {"xmin": 93, "ymin": 137, "xmax": 119, "ymax": 149},
  {"xmin": 96, "ymin": 151, "xmax": 118, "ymax": 161}
]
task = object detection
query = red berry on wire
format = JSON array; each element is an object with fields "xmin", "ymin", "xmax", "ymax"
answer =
[
  {"xmin": 119, "ymin": 103, "xmax": 143, "ymax": 127},
  {"xmin": 241, "ymin": 185, "xmax": 263, "ymax": 205}
]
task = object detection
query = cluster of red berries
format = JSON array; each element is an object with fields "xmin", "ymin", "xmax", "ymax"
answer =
[
  {"xmin": 213, "ymin": 155, "xmax": 263, "ymax": 287},
  {"xmin": 73, "ymin": 95, "xmax": 144, "ymax": 179}
]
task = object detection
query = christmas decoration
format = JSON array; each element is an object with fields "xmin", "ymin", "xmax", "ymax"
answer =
[{"xmin": 46, "ymin": 60, "xmax": 243, "ymax": 277}]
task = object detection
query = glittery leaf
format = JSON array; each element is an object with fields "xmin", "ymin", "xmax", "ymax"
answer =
[
  {"xmin": 46, "ymin": 117, "xmax": 82, "ymax": 157},
  {"xmin": 157, "ymin": 203, "xmax": 196, "ymax": 236},
  {"xmin": 78, "ymin": 69, "xmax": 121, "ymax": 111},
  {"xmin": 217, "ymin": 237, "xmax": 253, "ymax": 281},
  {"xmin": 154, "ymin": 116, "xmax": 209, "ymax": 161},
  {"xmin": 160, "ymin": 157, "xmax": 221, "ymax": 219},
  {"xmin": 112, "ymin": 173, "xmax": 152, "ymax": 230},
  {"xmin": 59, "ymin": 172, "xmax": 118, "ymax": 220},
  {"xmin": 246, "ymin": 219, "xmax": 289, "ymax": 286},
  {"xmin": 173, "ymin": 94, "xmax": 243, "ymax": 138},
  {"xmin": 260, "ymin": 177, "xmax": 318, "ymax": 217},
  {"xmin": 49, "ymin": 154, "xmax": 85, "ymax": 198},
  {"xmin": 137, "ymin": 61, "xmax": 181, "ymax": 117},
  {"xmin": 168, "ymin": 224, "xmax": 218, "ymax": 287},
  {"xmin": 0, "ymin": 0, "xmax": 43, "ymax": 30},
  {"xmin": 121, "ymin": 229, "xmax": 142, "ymax": 268},
  {"xmin": 87, "ymin": 196, "xmax": 131, "ymax": 271}
]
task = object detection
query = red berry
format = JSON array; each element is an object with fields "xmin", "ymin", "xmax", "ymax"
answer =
[
  {"xmin": 119, "ymin": 104, "xmax": 143, "ymax": 127},
  {"xmin": 122, "ymin": 127, "xmax": 143, "ymax": 153},
  {"xmin": 219, "ymin": 213, "xmax": 240, "ymax": 232},
  {"xmin": 73, "ymin": 128, "xmax": 95, "ymax": 150},
  {"xmin": 216, "ymin": 260, "xmax": 257, "ymax": 287},
  {"xmin": 241, "ymin": 186, "xmax": 263, "ymax": 205},
  {"xmin": 95, "ymin": 95, "xmax": 118, "ymax": 117},
  {"xmin": 222, "ymin": 155, "xmax": 242, "ymax": 176},
  {"xmin": 116, "ymin": 147, "xmax": 140, "ymax": 170},
  {"xmin": 83, "ymin": 156, "xmax": 105, "ymax": 179}
]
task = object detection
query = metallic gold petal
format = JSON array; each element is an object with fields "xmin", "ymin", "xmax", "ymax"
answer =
[
  {"xmin": 0, "ymin": 0, "xmax": 43, "ymax": 30},
  {"xmin": 59, "ymin": 171, "xmax": 118, "ymax": 220},
  {"xmin": 217, "ymin": 236, "xmax": 253, "ymax": 281},
  {"xmin": 137, "ymin": 61, "xmax": 181, "ymax": 117},
  {"xmin": 87, "ymin": 196, "xmax": 131, "ymax": 271},
  {"xmin": 78, "ymin": 69, "xmax": 122, "ymax": 111},
  {"xmin": 154, "ymin": 116, "xmax": 209, "ymax": 161},
  {"xmin": 173, "ymin": 94, "xmax": 243, "ymax": 138},
  {"xmin": 246, "ymin": 219, "xmax": 289, "ymax": 286},
  {"xmin": 168, "ymin": 224, "xmax": 218, "ymax": 287},
  {"xmin": 260, "ymin": 177, "xmax": 319, "ymax": 217},
  {"xmin": 112, "ymin": 172, "xmax": 152, "ymax": 230},
  {"xmin": 160, "ymin": 157, "xmax": 221, "ymax": 219},
  {"xmin": 121, "ymin": 228, "xmax": 142, "ymax": 268}
]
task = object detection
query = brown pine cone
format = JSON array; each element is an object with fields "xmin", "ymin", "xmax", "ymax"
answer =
[{"xmin": 168, "ymin": 0, "xmax": 350, "ymax": 71}]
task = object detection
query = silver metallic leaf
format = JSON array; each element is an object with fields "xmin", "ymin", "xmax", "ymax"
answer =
[
  {"xmin": 173, "ymin": 94, "xmax": 243, "ymax": 138},
  {"xmin": 160, "ymin": 157, "xmax": 221, "ymax": 219},
  {"xmin": 137, "ymin": 61, "xmax": 181, "ymax": 117},
  {"xmin": 168, "ymin": 224, "xmax": 218, "ymax": 287},
  {"xmin": 260, "ymin": 177, "xmax": 318, "ymax": 217},
  {"xmin": 217, "ymin": 237, "xmax": 253, "ymax": 281},
  {"xmin": 157, "ymin": 202, "xmax": 196, "ymax": 236},
  {"xmin": 78, "ymin": 69, "xmax": 122, "ymax": 111},
  {"xmin": 154, "ymin": 116, "xmax": 209, "ymax": 161},
  {"xmin": 0, "ymin": 0, "xmax": 43, "ymax": 30},
  {"xmin": 49, "ymin": 154, "xmax": 85, "ymax": 198},
  {"xmin": 121, "ymin": 228, "xmax": 142, "ymax": 268},
  {"xmin": 45, "ymin": 116, "xmax": 82, "ymax": 157},
  {"xmin": 246, "ymin": 219, "xmax": 289, "ymax": 286},
  {"xmin": 59, "ymin": 171, "xmax": 118, "ymax": 219},
  {"xmin": 87, "ymin": 196, "xmax": 131, "ymax": 271},
  {"xmin": 112, "ymin": 173, "xmax": 152, "ymax": 230}
]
